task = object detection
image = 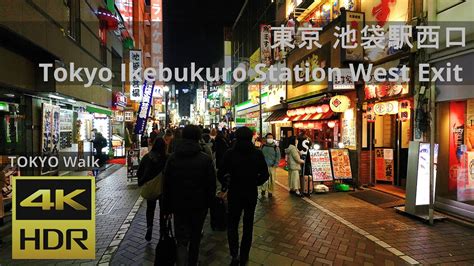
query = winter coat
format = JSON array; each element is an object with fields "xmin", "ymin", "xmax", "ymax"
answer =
[
  {"xmin": 162, "ymin": 139, "xmax": 216, "ymax": 214},
  {"xmin": 137, "ymin": 151, "xmax": 167, "ymax": 187},
  {"xmin": 285, "ymin": 144, "xmax": 304, "ymax": 171},
  {"xmin": 217, "ymin": 140, "xmax": 269, "ymax": 203},
  {"xmin": 213, "ymin": 136, "xmax": 229, "ymax": 169},
  {"xmin": 261, "ymin": 143, "xmax": 281, "ymax": 167}
]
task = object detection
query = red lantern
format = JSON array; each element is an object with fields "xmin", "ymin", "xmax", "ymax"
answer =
[
  {"xmin": 399, "ymin": 100, "xmax": 411, "ymax": 122},
  {"xmin": 321, "ymin": 104, "xmax": 330, "ymax": 113},
  {"xmin": 366, "ymin": 104, "xmax": 376, "ymax": 123}
]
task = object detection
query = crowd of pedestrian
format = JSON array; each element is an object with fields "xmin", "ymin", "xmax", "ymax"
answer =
[{"xmin": 137, "ymin": 125, "xmax": 312, "ymax": 265}]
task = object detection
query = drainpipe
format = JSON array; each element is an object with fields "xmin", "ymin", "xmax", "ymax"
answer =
[{"xmin": 427, "ymin": 0, "xmax": 437, "ymax": 225}]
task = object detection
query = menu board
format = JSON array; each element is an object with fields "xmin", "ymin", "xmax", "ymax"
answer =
[
  {"xmin": 375, "ymin": 148, "xmax": 394, "ymax": 182},
  {"xmin": 330, "ymin": 149, "xmax": 353, "ymax": 179},
  {"xmin": 309, "ymin": 149, "xmax": 333, "ymax": 182}
]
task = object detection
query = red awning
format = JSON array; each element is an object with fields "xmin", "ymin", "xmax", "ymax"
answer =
[{"xmin": 290, "ymin": 111, "xmax": 335, "ymax": 121}]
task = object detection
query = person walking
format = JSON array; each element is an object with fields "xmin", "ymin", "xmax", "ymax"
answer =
[
  {"xmin": 285, "ymin": 136, "xmax": 305, "ymax": 196},
  {"xmin": 214, "ymin": 131, "xmax": 229, "ymax": 170},
  {"xmin": 261, "ymin": 133, "xmax": 280, "ymax": 198},
  {"xmin": 137, "ymin": 138, "xmax": 168, "ymax": 241},
  {"xmin": 162, "ymin": 125, "xmax": 216, "ymax": 266},
  {"xmin": 217, "ymin": 127, "xmax": 269, "ymax": 266}
]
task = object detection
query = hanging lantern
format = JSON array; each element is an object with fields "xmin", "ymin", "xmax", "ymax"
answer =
[
  {"xmin": 316, "ymin": 106, "xmax": 323, "ymax": 113},
  {"xmin": 366, "ymin": 104, "xmax": 376, "ymax": 123},
  {"xmin": 327, "ymin": 121, "xmax": 336, "ymax": 128},
  {"xmin": 321, "ymin": 104, "xmax": 330, "ymax": 113},
  {"xmin": 305, "ymin": 107, "xmax": 312, "ymax": 114},
  {"xmin": 399, "ymin": 100, "xmax": 411, "ymax": 122},
  {"xmin": 330, "ymin": 95, "xmax": 351, "ymax": 112},
  {"xmin": 310, "ymin": 106, "xmax": 318, "ymax": 113}
]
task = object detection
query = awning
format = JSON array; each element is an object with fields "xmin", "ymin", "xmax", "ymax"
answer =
[
  {"xmin": 86, "ymin": 105, "xmax": 112, "ymax": 116},
  {"xmin": 264, "ymin": 109, "xmax": 288, "ymax": 122},
  {"xmin": 289, "ymin": 110, "xmax": 336, "ymax": 121}
]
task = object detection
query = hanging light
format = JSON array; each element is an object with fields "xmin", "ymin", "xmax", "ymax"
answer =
[
  {"xmin": 327, "ymin": 121, "xmax": 336, "ymax": 128},
  {"xmin": 321, "ymin": 104, "xmax": 330, "ymax": 113},
  {"xmin": 316, "ymin": 106, "xmax": 323, "ymax": 113}
]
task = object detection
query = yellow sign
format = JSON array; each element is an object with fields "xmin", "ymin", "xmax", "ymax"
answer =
[{"xmin": 12, "ymin": 176, "xmax": 95, "ymax": 259}]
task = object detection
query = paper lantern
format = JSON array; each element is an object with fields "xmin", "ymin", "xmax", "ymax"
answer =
[
  {"xmin": 287, "ymin": 110, "xmax": 294, "ymax": 117},
  {"xmin": 327, "ymin": 121, "xmax": 336, "ymax": 128},
  {"xmin": 310, "ymin": 106, "xmax": 318, "ymax": 113},
  {"xmin": 297, "ymin": 108, "xmax": 305, "ymax": 115},
  {"xmin": 399, "ymin": 100, "xmax": 411, "ymax": 122},
  {"xmin": 366, "ymin": 104, "xmax": 376, "ymax": 123},
  {"xmin": 321, "ymin": 104, "xmax": 330, "ymax": 113},
  {"xmin": 316, "ymin": 106, "xmax": 323, "ymax": 113},
  {"xmin": 305, "ymin": 107, "xmax": 312, "ymax": 114},
  {"xmin": 330, "ymin": 95, "xmax": 350, "ymax": 112},
  {"xmin": 385, "ymin": 101, "xmax": 399, "ymax": 115}
]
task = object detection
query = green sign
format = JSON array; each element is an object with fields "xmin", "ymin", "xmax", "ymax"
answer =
[{"xmin": 0, "ymin": 101, "xmax": 9, "ymax": 112}]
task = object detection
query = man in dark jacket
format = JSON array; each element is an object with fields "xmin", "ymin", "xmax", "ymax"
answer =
[
  {"xmin": 162, "ymin": 125, "xmax": 216, "ymax": 266},
  {"xmin": 217, "ymin": 127, "xmax": 269, "ymax": 266}
]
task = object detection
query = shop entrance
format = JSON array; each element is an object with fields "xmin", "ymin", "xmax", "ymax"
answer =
[{"xmin": 371, "ymin": 113, "xmax": 409, "ymax": 190}]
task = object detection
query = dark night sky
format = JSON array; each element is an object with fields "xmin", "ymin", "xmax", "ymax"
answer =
[{"xmin": 163, "ymin": 0, "xmax": 245, "ymax": 69}]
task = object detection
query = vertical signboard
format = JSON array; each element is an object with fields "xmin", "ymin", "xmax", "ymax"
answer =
[
  {"xmin": 416, "ymin": 143, "xmax": 438, "ymax": 206},
  {"xmin": 309, "ymin": 149, "xmax": 333, "ymax": 182},
  {"xmin": 12, "ymin": 176, "xmax": 95, "ymax": 259},
  {"xmin": 116, "ymin": 0, "xmax": 133, "ymax": 35},
  {"xmin": 129, "ymin": 50, "xmax": 143, "ymax": 101},
  {"xmin": 134, "ymin": 81, "xmax": 155, "ymax": 135},
  {"xmin": 375, "ymin": 148, "xmax": 394, "ymax": 182},
  {"xmin": 151, "ymin": 0, "xmax": 163, "ymax": 97},
  {"xmin": 260, "ymin": 24, "xmax": 272, "ymax": 66},
  {"xmin": 341, "ymin": 11, "xmax": 364, "ymax": 62}
]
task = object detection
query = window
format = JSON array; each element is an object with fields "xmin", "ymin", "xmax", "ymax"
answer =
[{"xmin": 65, "ymin": 0, "xmax": 81, "ymax": 41}]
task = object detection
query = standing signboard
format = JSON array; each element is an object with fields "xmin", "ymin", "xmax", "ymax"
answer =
[
  {"xmin": 309, "ymin": 149, "xmax": 333, "ymax": 182},
  {"xmin": 329, "ymin": 148, "xmax": 353, "ymax": 179},
  {"xmin": 127, "ymin": 148, "xmax": 140, "ymax": 182}
]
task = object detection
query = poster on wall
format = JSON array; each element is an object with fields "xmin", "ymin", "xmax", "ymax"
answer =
[
  {"xmin": 59, "ymin": 109, "xmax": 73, "ymax": 132},
  {"xmin": 309, "ymin": 149, "xmax": 333, "ymax": 182},
  {"xmin": 449, "ymin": 101, "xmax": 467, "ymax": 192},
  {"xmin": 375, "ymin": 148, "xmax": 394, "ymax": 182},
  {"xmin": 330, "ymin": 148, "xmax": 353, "ymax": 179},
  {"xmin": 41, "ymin": 103, "xmax": 60, "ymax": 174}
]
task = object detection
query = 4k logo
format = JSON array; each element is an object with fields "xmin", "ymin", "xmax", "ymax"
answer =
[{"xmin": 12, "ymin": 176, "xmax": 95, "ymax": 259}]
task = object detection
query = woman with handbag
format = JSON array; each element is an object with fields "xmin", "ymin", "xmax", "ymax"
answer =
[{"xmin": 137, "ymin": 137, "xmax": 168, "ymax": 241}]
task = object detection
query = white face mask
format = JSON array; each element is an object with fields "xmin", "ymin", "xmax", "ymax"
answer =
[{"xmin": 266, "ymin": 138, "xmax": 274, "ymax": 144}]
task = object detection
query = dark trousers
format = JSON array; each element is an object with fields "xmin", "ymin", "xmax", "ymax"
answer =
[
  {"xmin": 146, "ymin": 197, "xmax": 165, "ymax": 230},
  {"xmin": 174, "ymin": 209, "xmax": 208, "ymax": 266},
  {"xmin": 227, "ymin": 198, "xmax": 257, "ymax": 262}
]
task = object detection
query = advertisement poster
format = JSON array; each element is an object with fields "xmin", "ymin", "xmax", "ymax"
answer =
[
  {"xmin": 59, "ymin": 109, "xmax": 73, "ymax": 132},
  {"xmin": 127, "ymin": 148, "xmax": 140, "ymax": 181},
  {"xmin": 449, "ymin": 101, "xmax": 467, "ymax": 192},
  {"xmin": 309, "ymin": 149, "xmax": 333, "ymax": 182},
  {"xmin": 330, "ymin": 149, "xmax": 353, "ymax": 179},
  {"xmin": 375, "ymin": 148, "xmax": 394, "ymax": 182},
  {"xmin": 461, "ymin": 99, "xmax": 474, "ymax": 201}
]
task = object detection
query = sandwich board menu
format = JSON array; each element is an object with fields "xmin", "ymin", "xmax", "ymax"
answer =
[
  {"xmin": 330, "ymin": 148, "xmax": 353, "ymax": 179},
  {"xmin": 309, "ymin": 149, "xmax": 333, "ymax": 182}
]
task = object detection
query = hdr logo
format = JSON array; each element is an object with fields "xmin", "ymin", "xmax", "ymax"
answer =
[{"xmin": 12, "ymin": 176, "xmax": 95, "ymax": 259}]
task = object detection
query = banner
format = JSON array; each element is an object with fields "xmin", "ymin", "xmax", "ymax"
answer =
[
  {"xmin": 134, "ymin": 81, "xmax": 155, "ymax": 135},
  {"xmin": 151, "ymin": 0, "xmax": 164, "ymax": 96},
  {"xmin": 129, "ymin": 50, "xmax": 143, "ymax": 101},
  {"xmin": 260, "ymin": 24, "xmax": 272, "ymax": 65},
  {"xmin": 330, "ymin": 148, "xmax": 353, "ymax": 179},
  {"xmin": 309, "ymin": 149, "xmax": 333, "ymax": 182}
]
